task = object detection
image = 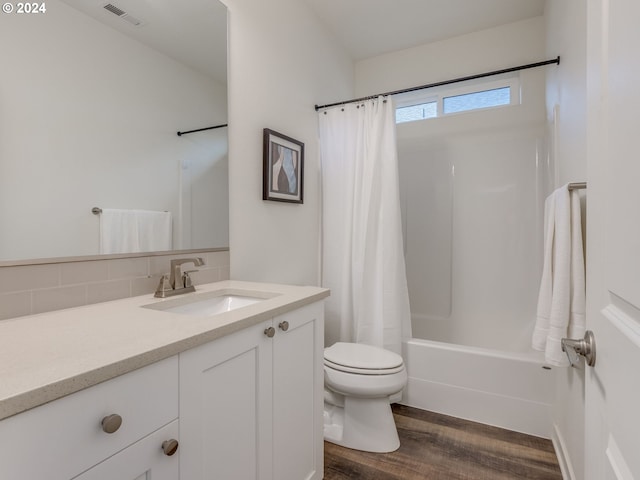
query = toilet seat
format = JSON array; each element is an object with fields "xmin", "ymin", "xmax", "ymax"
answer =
[
  {"xmin": 324, "ymin": 342, "xmax": 404, "ymax": 375},
  {"xmin": 324, "ymin": 359, "xmax": 405, "ymax": 375}
]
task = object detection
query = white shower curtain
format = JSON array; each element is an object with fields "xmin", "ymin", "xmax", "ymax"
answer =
[{"xmin": 319, "ymin": 96, "xmax": 411, "ymax": 355}]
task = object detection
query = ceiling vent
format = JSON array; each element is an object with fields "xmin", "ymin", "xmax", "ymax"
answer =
[{"xmin": 102, "ymin": 3, "xmax": 143, "ymax": 26}]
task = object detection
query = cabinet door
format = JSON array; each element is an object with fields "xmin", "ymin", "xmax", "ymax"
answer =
[
  {"xmin": 180, "ymin": 320, "xmax": 273, "ymax": 480},
  {"xmin": 273, "ymin": 302, "xmax": 324, "ymax": 480},
  {"xmin": 73, "ymin": 420, "xmax": 179, "ymax": 480}
]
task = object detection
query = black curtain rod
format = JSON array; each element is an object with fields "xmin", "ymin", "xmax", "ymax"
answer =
[
  {"xmin": 314, "ymin": 56, "xmax": 560, "ymax": 111},
  {"xmin": 177, "ymin": 123, "xmax": 228, "ymax": 136}
]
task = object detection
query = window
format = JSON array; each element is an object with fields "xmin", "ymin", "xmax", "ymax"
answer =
[
  {"xmin": 395, "ymin": 76, "xmax": 519, "ymax": 124},
  {"xmin": 443, "ymin": 87, "xmax": 511, "ymax": 114},
  {"xmin": 396, "ymin": 102, "xmax": 437, "ymax": 123}
]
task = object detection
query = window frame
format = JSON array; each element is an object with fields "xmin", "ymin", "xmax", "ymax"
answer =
[{"xmin": 394, "ymin": 74, "xmax": 521, "ymax": 124}]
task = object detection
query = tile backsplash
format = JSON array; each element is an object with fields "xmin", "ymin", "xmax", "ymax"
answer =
[{"xmin": 0, "ymin": 250, "xmax": 229, "ymax": 321}]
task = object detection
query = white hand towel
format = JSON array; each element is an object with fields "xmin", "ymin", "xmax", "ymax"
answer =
[
  {"xmin": 532, "ymin": 192, "xmax": 556, "ymax": 351},
  {"xmin": 568, "ymin": 191, "xmax": 586, "ymax": 340},
  {"xmin": 532, "ymin": 185, "xmax": 585, "ymax": 366},
  {"xmin": 100, "ymin": 209, "xmax": 172, "ymax": 254}
]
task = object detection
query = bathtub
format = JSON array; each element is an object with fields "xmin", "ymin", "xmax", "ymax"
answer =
[{"xmin": 401, "ymin": 338, "xmax": 556, "ymax": 438}]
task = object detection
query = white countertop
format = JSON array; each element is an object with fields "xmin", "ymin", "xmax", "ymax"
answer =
[{"xmin": 0, "ymin": 280, "xmax": 329, "ymax": 420}]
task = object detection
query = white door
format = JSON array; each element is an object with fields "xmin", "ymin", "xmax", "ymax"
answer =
[{"xmin": 585, "ymin": 0, "xmax": 640, "ymax": 478}]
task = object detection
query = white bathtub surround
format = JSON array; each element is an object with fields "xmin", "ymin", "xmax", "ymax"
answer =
[
  {"xmin": 99, "ymin": 209, "xmax": 172, "ymax": 254},
  {"xmin": 532, "ymin": 185, "xmax": 585, "ymax": 366},
  {"xmin": 319, "ymin": 97, "xmax": 411, "ymax": 354}
]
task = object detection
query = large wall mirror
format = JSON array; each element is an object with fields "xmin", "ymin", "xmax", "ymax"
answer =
[{"xmin": 0, "ymin": 0, "xmax": 228, "ymax": 263}]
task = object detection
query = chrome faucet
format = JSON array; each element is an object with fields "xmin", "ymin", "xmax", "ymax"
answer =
[{"xmin": 154, "ymin": 257, "xmax": 205, "ymax": 298}]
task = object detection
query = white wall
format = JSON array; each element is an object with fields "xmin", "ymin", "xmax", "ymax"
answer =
[
  {"xmin": 0, "ymin": 1, "xmax": 228, "ymax": 261},
  {"xmin": 0, "ymin": 0, "xmax": 352, "ymax": 319},
  {"xmin": 546, "ymin": 1, "xmax": 588, "ymax": 187},
  {"xmin": 356, "ymin": 17, "xmax": 547, "ymax": 97},
  {"xmin": 225, "ymin": 0, "xmax": 353, "ymax": 286},
  {"xmin": 545, "ymin": 1, "xmax": 588, "ymax": 479}
]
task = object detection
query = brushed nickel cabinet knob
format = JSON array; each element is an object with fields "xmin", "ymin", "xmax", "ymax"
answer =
[
  {"xmin": 264, "ymin": 326, "xmax": 276, "ymax": 338},
  {"xmin": 278, "ymin": 321, "xmax": 290, "ymax": 331},
  {"xmin": 162, "ymin": 439, "xmax": 179, "ymax": 456},
  {"xmin": 101, "ymin": 414, "xmax": 123, "ymax": 434}
]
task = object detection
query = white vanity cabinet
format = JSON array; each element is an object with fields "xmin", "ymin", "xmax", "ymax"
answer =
[
  {"xmin": 179, "ymin": 301, "xmax": 325, "ymax": 480},
  {"xmin": 0, "ymin": 282, "xmax": 328, "ymax": 480},
  {"xmin": 0, "ymin": 356, "xmax": 179, "ymax": 480}
]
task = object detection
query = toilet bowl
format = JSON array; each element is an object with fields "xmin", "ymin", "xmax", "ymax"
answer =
[{"xmin": 323, "ymin": 342, "xmax": 407, "ymax": 453}]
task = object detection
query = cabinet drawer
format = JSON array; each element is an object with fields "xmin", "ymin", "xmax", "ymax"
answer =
[
  {"xmin": 0, "ymin": 356, "xmax": 178, "ymax": 480},
  {"xmin": 73, "ymin": 419, "xmax": 180, "ymax": 480}
]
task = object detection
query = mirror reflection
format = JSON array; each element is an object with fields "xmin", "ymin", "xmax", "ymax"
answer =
[{"xmin": 0, "ymin": 0, "xmax": 228, "ymax": 262}]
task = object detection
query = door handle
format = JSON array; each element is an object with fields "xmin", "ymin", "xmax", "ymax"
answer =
[{"xmin": 561, "ymin": 330, "xmax": 596, "ymax": 367}]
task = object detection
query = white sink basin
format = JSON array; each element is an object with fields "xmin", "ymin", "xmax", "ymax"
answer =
[
  {"xmin": 143, "ymin": 290, "xmax": 274, "ymax": 317},
  {"xmin": 163, "ymin": 295, "xmax": 262, "ymax": 316}
]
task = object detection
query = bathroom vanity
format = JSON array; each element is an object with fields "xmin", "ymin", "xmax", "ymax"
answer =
[{"xmin": 0, "ymin": 281, "xmax": 328, "ymax": 480}]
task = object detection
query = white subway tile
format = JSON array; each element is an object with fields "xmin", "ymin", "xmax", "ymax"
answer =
[
  {"xmin": 60, "ymin": 261, "xmax": 109, "ymax": 285},
  {"xmin": 148, "ymin": 257, "xmax": 174, "ymax": 277},
  {"xmin": 190, "ymin": 268, "xmax": 220, "ymax": 285},
  {"xmin": 87, "ymin": 280, "xmax": 131, "ymax": 304},
  {"xmin": 132, "ymin": 276, "xmax": 160, "ymax": 297},
  {"xmin": 107, "ymin": 258, "xmax": 149, "ymax": 280},
  {"xmin": 33, "ymin": 286, "xmax": 87, "ymax": 314},
  {"xmin": 0, "ymin": 264, "xmax": 60, "ymax": 293},
  {"xmin": 204, "ymin": 251, "xmax": 230, "ymax": 268},
  {"xmin": 219, "ymin": 265, "xmax": 230, "ymax": 280},
  {"xmin": 0, "ymin": 250, "xmax": 229, "ymax": 316},
  {"xmin": 0, "ymin": 292, "xmax": 32, "ymax": 320}
]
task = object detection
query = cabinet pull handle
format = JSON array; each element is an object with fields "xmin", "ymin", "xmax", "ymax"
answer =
[
  {"xmin": 162, "ymin": 439, "xmax": 179, "ymax": 456},
  {"xmin": 278, "ymin": 321, "xmax": 289, "ymax": 331},
  {"xmin": 264, "ymin": 326, "xmax": 276, "ymax": 338},
  {"xmin": 101, "ymin": 414, "xmax": 123, "ymax": 434}
]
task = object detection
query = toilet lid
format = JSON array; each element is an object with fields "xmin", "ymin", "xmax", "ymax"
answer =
[{"xmin": 324, "ymin": 342, "xmax": 404, "ymax": 371}]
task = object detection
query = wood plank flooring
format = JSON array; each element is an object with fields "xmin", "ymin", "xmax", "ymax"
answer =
[{"xmin": 324, "ymin": 404, "xmax": 563, "ymax": 480}]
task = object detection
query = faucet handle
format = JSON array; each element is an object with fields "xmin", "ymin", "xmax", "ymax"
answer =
[
  {"xmin": 154, "ymin": 274, "xmax": 172, "ymax": 298},
  {"xmin": 182, "ymin": 270, "xmax": 198, "ymax": 288}
]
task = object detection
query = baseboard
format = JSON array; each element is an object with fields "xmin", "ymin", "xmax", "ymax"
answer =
[{"xmin": 551, "ymin": 423, "xmax": 576, "ymax": 480}]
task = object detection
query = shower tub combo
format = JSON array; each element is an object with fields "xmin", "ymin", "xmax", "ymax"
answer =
[{"xmin": 396, "ymin": 100, "xmax": 556, "ymax": 438}]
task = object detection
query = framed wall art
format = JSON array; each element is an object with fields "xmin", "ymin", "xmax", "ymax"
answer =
[{"xmin": 263, "ymin": 128, "xmax": 304, "ymax": 204}]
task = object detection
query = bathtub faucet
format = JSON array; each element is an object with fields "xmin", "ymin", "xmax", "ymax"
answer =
[{"xmin": 154, "ymin": 257, "xmax": 205, "ymax": 298}]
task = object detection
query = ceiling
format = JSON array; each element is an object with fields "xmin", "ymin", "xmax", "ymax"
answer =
[
  {"xmin": 58, "ymin": 0, "xmax": 546, "ymax": 84},
  {"xmin": 59, "ymin": 0, "xmax": 227, "ymax": 84},
  {"xmin": 303, "ymin": 0, "xmax": 546, "ymax": 61}
]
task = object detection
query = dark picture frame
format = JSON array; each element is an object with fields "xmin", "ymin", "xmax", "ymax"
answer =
[{"xmin": 262, "ymin": 128, "xmax": 304, "ymax": 204}]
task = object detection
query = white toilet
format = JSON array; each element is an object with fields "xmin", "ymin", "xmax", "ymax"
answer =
[{"xmin": 323, "ymin": 342, "xmax": 407, "ymax": 453}]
